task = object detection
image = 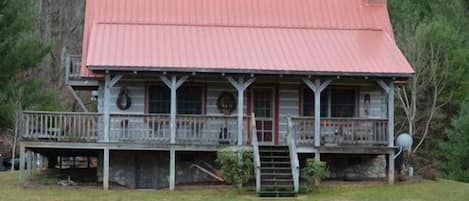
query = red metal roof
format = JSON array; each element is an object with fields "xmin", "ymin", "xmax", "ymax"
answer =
[{"xmin": 81, "ymin": 0, "xmax": 414, "ymax": 77}]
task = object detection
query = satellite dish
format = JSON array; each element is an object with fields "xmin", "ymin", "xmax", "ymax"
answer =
[{"xmin": 396, "ymin": 133, "xmax": 413, "ymax": 151}]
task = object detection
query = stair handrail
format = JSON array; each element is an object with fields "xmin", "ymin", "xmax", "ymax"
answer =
[
  {"xmin": 250, "ymin": 113, "xmax": 261, "ymax": 193},
  {"xmin": 287, "ymin": 116, "xmax": 300, "ymax": 193}
]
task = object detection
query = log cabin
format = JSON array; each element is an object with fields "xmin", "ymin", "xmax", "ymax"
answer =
[{"xmin": 19, "ymin": 0, "xmax": 414, "ymax": 197}]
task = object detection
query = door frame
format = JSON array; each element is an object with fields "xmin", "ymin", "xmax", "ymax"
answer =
[{"xmin": 248, "ymin": 84, "xmax": 279, "ymax": 145}]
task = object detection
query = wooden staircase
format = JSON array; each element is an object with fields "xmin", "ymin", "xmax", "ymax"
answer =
[{"xmin": 258, "ymin": 146, "xmax": 296, "ymax": 197}]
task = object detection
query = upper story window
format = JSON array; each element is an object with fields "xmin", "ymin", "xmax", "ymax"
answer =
[
  {"xmin": 302, "ymin": 87, "xmax": 358, "ymax": 118},
  {"xmin": 148, "ymin": 85, "xmax": 204, "ymax": 114}
]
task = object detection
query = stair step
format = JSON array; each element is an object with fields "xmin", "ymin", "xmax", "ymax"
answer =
[
  {"xmin": 259, "ymin": 149, "xmax": 289, "ymax": 153},
  {"xmin": 261, "ymin": 173, "xmax": 292, "ymax": 177},
  {"xmin": 262, "ymin": 178, "xmax": 293, "ymax": 182},
  {"xmin": 261, "ymin": 167, "xmax": 291, "ymax": 170},
  {"xmin": 260, "ymin": 155, "xmax": 289, "ymax": 158},
  {"xmin": 261, "ymin": 184, "xmax": 294, "ymax": 189},
  {"xmin": 259, "ymin": 145, "xmax": 288, "ymax": 148},
  {"xmin": 261, "ymin": 161, "xmax": 291, "ymax": 164},
  {"xmin": 258, "ymin": 191, "xmax": 296, "ymax": 198}
]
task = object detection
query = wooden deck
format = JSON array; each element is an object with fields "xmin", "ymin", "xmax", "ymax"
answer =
[{"xmin": 21, "ymin": 111, "xmax": 390, "ymax": 152}]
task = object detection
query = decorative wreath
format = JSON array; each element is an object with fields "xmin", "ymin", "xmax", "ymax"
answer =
[
  {"xmin": 216, "ymin": 91, "xmax": 236, "ymax": 115},
  {"xmin": 116, "ymin": 87, "xmax": 132, "ymax": 110}
]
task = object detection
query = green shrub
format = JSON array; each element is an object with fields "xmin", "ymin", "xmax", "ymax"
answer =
[
  {"xmin": 216, "ymin": 147, "xmax": 253, "ymax": 190},
  {"xmin": 302, "ymin": 159, "xmax": 329, "ymax": 190},
  {"xmin": 440, "ymin": 101, "xmax": 469, "ymax": 182}
]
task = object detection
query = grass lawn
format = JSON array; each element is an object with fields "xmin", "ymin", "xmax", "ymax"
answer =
[{"xmin": 0, "ymin": 172, "xmax": 468, "ymax": 201}]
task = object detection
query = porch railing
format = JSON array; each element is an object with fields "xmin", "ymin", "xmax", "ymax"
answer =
[
  {"xmin": 110, "ymin": 113, "xmax": 248, "ymax": 145},
  {"xmin": 109, "ymin": 113, "xmax": 170, "ymax": 143},
  {"xmin": 290, "ymin": 117, "xmax": 388, "ymax": 146},
  {"xmin": 174, "ymin": 114, "xmax": 246, "ymax": 145},
  {"xmin": 22, "ymin": 111, "xmax": 249, "ymax": 145},
  {"xmin": 65, "ymin": 55, "xmax": 82, "ymax": 81},
  {"xmin": 22, "ymin": 111, "xmax": 103, "ymax": 142},
  {"xmin": 321, "ymin": 118, "xmax": 388, "ymax": 145},
  {"xmin": 290, "ymin": 116, "xmax": 315, "ymax": 144}
]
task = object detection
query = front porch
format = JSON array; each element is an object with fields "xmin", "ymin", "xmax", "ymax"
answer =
[{"xmin": 21, "ymin": 111, "xmax": 389, "ymax": 148}]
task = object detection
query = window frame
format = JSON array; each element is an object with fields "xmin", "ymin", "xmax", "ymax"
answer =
[
  {"xmin": 145, "ymin": 83, "xmax": 207, "ymax": 115},
  {"xmin": 300, "ymin": 85, "xmax": 360, "ymax": 118}
]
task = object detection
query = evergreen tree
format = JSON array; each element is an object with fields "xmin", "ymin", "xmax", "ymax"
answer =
[
  {"xmin": 0, "ymin": 0, "xmax": 61, "ymax": 130},
  {"xmin": 441, "ymin": 101, "xmax": 469, "ymax": 182}
]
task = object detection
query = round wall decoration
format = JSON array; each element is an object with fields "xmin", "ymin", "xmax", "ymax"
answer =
[
  {"xmin": 116, "ymin": 87, "xmax": 132, "ymax": 110},
  {"xmin": 217, "ymin": 91, "xmax": 236, "ymax": 115}
]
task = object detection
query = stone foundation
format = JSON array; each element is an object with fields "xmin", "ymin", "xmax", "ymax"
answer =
[
  {"xmin": 320, "ymin": 154, "xmax": 387, "ymax": 180},
  {"xmin": 97, "ymin": 151, "xmax": 218, "ymax": 189}
]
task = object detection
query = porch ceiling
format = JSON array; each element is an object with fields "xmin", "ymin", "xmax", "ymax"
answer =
[{"xmin": 85, "ymin": 23, "xmax": 413, "ymax": 77}]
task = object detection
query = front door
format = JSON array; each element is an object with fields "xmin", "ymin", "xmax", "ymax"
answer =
[{"xmin": 252, "ymin": 87, "xmax": 275, "ymax": 145}]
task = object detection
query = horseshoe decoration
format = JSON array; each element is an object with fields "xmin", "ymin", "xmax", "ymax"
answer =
[{"xmin": 116, "ymin": 87, "xmax": 132, "ymax": 110}]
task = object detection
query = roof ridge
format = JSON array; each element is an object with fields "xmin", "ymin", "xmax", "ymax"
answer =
[{"xmin": 95, "ymin": 21, "xmax": 384, "ymax": 32}]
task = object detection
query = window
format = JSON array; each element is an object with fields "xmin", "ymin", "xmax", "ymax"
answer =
[
  {"xmin": 302, "ymin": 88, "xmax": 328, "ymax": 117},
  {"xmin": 330, "ymin": 89, "xmax": 356, "ymax": 117},
  {"xmin": 302, "ymin": 87, "xmax": 357, "ymax": 117},
  {"xmin": 148, "ymin": 86, "xmax": 170, "ymax": 113},
  {"xmin": 177, "ymin": 87, "xmax": 203, "ymax": 114},
  {"xmin": 148, "ymin": 85, "xmax": 204, "ymax": 114}
]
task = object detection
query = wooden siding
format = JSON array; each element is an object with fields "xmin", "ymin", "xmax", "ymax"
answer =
[{"xmin": 278, "ymin": 81, "xmax": 300, "ymax": 144}]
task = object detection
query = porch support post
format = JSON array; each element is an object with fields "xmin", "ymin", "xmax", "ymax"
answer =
[
  {"xmin": 169, "ymin": 148, "xmax": 176, "ymax": 191},
  {"xmin": 104, "ymin": 74, "xmax": 123, "ymax": 142},
  {"xmin": 388, "ymin": 152, "xmax": 395, "ymax": 184},
  {"xmin": 161, "ymin": 75, "xmax": 189, "ymax": 144},
  {"xmin": 303, "ymin": 79, "xmax": 332, "ymax": 154},
  {"xmin": 377, "ymin": 80, "xmax": 395, "ymax": 148},
  {"xmin": 19, "ymin": 143, "xmax": 25, "ymax": 182},
  {"xmin": 103, "ymin": 147, "xmax": 110, "ymax": 190},
  {"xmin": 227, "ymin": 77, "xmax": 256, "ymax": 145},
  {"xmin": 26, "ymin": 151, "xmax": 32, "ymax": 178}
]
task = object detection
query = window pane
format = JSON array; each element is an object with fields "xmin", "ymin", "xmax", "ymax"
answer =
[
  {"xmin": 148, "ymin": 85, "xmax": 204, "ymax": 114},
  {"xmin": 253, "ymin": 89, "xmax": 272, "ymax": 118},
  {"xmin": 177, "ymin": 86, "xmax": 203, "ymax": 114},
  {"xmin": 148, "ymin": 86, "xmax": 170, "ymax": 113},
  {"xmin": 302, "ymin": 88, "xmax": 328, "ymax": 117},
  {"xmin": 331, "ymin": 89, "xmax": 356, "ymax": 117}
]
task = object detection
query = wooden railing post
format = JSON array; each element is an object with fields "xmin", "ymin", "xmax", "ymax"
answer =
[
  {"xmin": 104, "ymin": 75, "xmax": 123, "ymax": 142},
  {"xmin": 287, "ymin": 116, "xmax": 300, "ymax": 193},
  {"xmin": 303, "ymin": 78, "xmax": 332, "ymax": 156},
  {"xmin": 377, "ymin": 80, "xmax": 395, "ymax": 148},
  {"xmin": 160, "ymin": 75, "xmax": 189, "ymax": 144},
  {"xmin": 103, "ymin": 147, "xmax": 110, "ymax": 190},
  {"xmin": 227, "ymin": 77, "xmax": 255, "ymax": 145},
  {"xmin": 250, "ymin": 113, "xmax": 261, "ymax": 193}
]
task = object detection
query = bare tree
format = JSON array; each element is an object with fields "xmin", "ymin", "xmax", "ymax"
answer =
[{"xmin": 397, "ymin": 43, "xmax": 453, "ymax": 154}]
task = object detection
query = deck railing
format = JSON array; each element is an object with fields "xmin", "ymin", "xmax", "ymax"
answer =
[
  {"xmin": 21, "ymin": 111, "xmax": 387, "ymax": 146},
  {"xmin": 174, "ymin": 114, "xmax": 246, "ymax": 145},
  {"xmin": 109, "ymin": 113, "xmax": 170, "ymax": 143},
  {"xmin": 22, "ymin": 111, "xmax": 103, "ymax": 142},
  {"xmin": 110, "ymin": 113, "xmax": 248, "ymax": 145},
  {"xmin": 290, "ymin": 116, "xmax": 315, "ymax": 144},
  {"xmin": 290, "ymin": 117, "xmax": 388, "ymax": 146},
  {"xmin": 22, "ymin": 111, "xmax": 248, "ymax": 145},
  {"xmin": 65, "ymin": 55, "xmax": 82, "ymax": 81},
  {"xmin": 321, "ymin": 118, "xmax": 388, "ymax": 145}
]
